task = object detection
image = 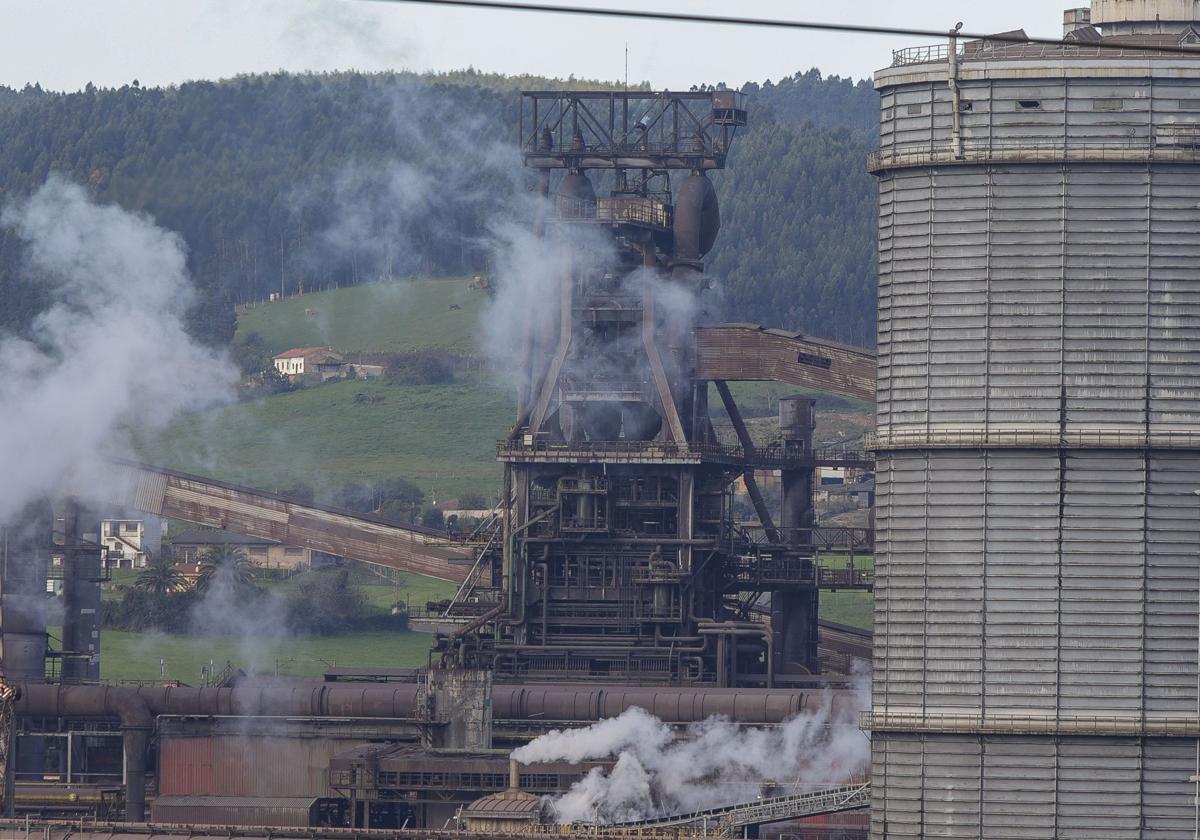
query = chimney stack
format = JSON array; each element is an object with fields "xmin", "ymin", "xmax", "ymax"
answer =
[{"xmin": 509, "ymin": 759, "xmax": 520, "ymax": 791}]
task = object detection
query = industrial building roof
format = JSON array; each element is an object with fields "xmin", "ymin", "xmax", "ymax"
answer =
[
  {"xmin": 272, "ymin": 346, "xmax": 334, "ymax": 359},
  {"xmin": 464, "ymin": 789, "xmax": 545, "ymax": 819}
]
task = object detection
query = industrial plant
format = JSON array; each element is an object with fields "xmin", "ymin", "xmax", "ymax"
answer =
[{"xmin": 0, "ymin": 1, "xmax": 1198, "ymax": 839}]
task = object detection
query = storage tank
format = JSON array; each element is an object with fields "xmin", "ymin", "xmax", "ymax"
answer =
[
  {"xmin": 869, "ymin": 6, "xmax": 1200, "ymax": 837},
  {"xmin": 1091, "ymin": 0, "xmax": 1200, "ymax": 33}
]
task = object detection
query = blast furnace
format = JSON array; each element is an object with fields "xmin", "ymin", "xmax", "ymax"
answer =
[{"xmin": 440, "ymin": 91, "xmax": 871, "ymax": 688}]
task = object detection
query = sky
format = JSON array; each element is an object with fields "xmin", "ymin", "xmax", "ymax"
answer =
[{"xmin": 2, "ymin": 0, "xmax": 1070, "ymax": 91}]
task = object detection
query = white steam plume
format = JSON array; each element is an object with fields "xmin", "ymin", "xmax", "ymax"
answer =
[
  {"xmin": 481, "ymin": 212, "xmax": 619, "ymax": 396},
  {"xmin": 512, "ymin": 667, "xmax": 871, "ymax": 824},
  {"xmin": 0, "ymin": 176, "xmax": 237, "ymax": 522},
  {"xmin": 188, "ymin": 571, "xmax": 291, "ymax": 676}
]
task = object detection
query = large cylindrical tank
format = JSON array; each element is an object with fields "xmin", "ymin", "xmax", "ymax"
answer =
[
  {"xmin": 1091, "ymin": 0, "xmax": 1200, "ymax": 33},
  {"xmin": 672, "ymin": 171, "xmax": 720, "ymax": 263},
  {"xmin": 870, "ymin": 20, "xmax": 1200, "ymax": 839}
]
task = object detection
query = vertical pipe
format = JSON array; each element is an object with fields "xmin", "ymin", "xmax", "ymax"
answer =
[
  {"xmin": 3, "ymin": 722, "xmax": 13, "ymax": 819},
  {"xmin": 948, "ymin": 24, "xmax": 964, "ymax": 159}
]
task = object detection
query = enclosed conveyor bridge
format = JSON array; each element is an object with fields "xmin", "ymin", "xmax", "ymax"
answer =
[
  {"xmin": 106, "ymin": 460, "xmax": 475, "ymax": 582},
  {"xmin": 694, "ymin": 325, "xmax": 876, "ymax": 403}
]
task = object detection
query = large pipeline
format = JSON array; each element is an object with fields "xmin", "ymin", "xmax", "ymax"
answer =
[
  {"xmin": 17, "ymin": 681, "xmax": 838, "ymax": 725},
  {"xmin": 18, "ymin": 681, "xmax": 854, "ymax": 821}
]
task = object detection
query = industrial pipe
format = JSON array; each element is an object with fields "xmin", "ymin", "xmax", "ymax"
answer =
[
  {"xmin": 448, "ymin": 597, "xmax": 508, "ymax": 642},
  {"xmin": 16, "ymin": 682, "xmax": 422, "ymax": 721},
  {"xmin": 697, "ymin": 620, "xmax": 775, "ymax": 690},
  {"xmin": 110, "ymin": 692, "xmax": 151, "ymax": 821},
  {"xmin": 18, "ymin": 679, "xmax": 857, "ymax": 731}
]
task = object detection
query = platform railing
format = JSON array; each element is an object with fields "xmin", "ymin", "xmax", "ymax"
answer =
[
  {"xmin": 869, "ymin": 136, "xmax": 1200, "ymax": 171},
  {"xmin": 867, "ymin": 426, "xmax": 1200, "ymax": 451}
]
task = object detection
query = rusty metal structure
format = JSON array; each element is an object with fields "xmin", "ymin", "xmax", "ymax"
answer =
[
  {"xmin": 404, "ymin": 90, "xmax": 874, "ymax": 688},
  {"xmin": 107, "ymin": 461, "xmax": 475, "ymax": 583},
  {"xmin": 0, "ymin": 89, "xmax": 881, "ymax": 836}
]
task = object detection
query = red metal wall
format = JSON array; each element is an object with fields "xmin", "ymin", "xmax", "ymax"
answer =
[{"xmin": 158, "ymin": 736, "xmax": 355, "ymax": 798}]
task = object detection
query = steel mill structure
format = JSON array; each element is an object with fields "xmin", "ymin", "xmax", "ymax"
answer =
[
  {"xmin": 869, "ymin": 3, "xmax": 1200, "ymax": 837},
  {"xmin": 0, "ymin": 87, "xmax": 881, "ymax": 833},
  {"xmin": 446, "ymin": 90, "xmax": 873, "ymax": 687}
]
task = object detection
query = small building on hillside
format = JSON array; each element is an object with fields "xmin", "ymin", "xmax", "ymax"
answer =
[
  {"xmin": 170, "ymin": 527, "xmax": 311, "ymax": 571},
  {"xmin": 272, "ymin": 346, "xmax": 344, "ymax": 379},
  {"xmin": 101, "ymin": 519, "xmax": 149, "ymax": 569}
]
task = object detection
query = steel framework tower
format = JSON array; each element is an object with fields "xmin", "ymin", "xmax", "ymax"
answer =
[{"xmin": 447, "ymin": 90, "xmax": 837, "ymax": 687}]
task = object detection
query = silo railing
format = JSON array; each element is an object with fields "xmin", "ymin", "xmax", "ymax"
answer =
[
  {"xmin": 868, "ymin": 136, "xmax": 1200, "ymax": 172},
  {"xmin": 867, "ymin": 427, "xmax": 1200, "ymax": 451}
]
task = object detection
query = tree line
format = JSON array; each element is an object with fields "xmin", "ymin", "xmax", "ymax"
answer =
[{"xmin": 0, "ymin": 67, "xmax": 879, "ymax": 348}]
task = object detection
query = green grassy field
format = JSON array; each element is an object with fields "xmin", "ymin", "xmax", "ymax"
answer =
[
  {"xmin": 818, "ymin": 555, "xmax": 874, "ymax": 630},
  {"xmin": 93, "ymin": 628, "xmax": 438, "ymax": 683},
  {"xmin": 87, "ymin": 569, "xmax": 458, "ymax": 683},
  {"xmin": 141, "ymin": 375, "xmax": 514, "ymax": 502},
  {"xmin": 236, "ymin": 278, "xmax": 487, "ymax": 356},
  {"xmin": 145, "ymin": 278, "xmax": 873, "ymax": 506}
]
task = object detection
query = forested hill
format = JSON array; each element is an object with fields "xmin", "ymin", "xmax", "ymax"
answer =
[{"xmin": 0, "ymin": 68, "xmax": 879, "ymax": 347}]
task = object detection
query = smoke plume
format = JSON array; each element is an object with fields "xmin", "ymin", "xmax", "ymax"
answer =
[
  {"xmin": 481, "ymin": 211, "xmax": 618, "ymax": 396},
  {"xmin": 512, "ymin": 667, "xmax": 871, "ymax": 824},
  {"xmin": 0, "ymin": 176, "xmax": 237, "ymax": 522}
]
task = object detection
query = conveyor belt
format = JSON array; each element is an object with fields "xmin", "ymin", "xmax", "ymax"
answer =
[
  {"xmin": 107, "ymin": 460, "xmax": 474, "ymax": 583},
  {"xmin": 694, "ymin": 324, "xmax": 876, "ymax": 402},
  {"xmin": 604, "ymin": 782, "xmax": 871, "ymax": 836}
]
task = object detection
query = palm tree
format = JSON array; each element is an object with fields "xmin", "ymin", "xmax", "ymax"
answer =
[
  {"xmin": 134, "ymin": 553, "xmax": 184, "ymax": 595},
  {"xmin": 196, "ymin": 545, "xmax": 256, "ymax": 594}
]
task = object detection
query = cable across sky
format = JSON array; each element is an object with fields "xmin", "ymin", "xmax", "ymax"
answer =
[{"xmin": 365, "ymin": 0, "xmax": 1200, "ymax": 58}]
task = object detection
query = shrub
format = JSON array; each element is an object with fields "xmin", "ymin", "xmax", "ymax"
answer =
[
  {"xmin": 285, "ymin": 568, "xmax": 366, "ymax": 635},
  {"xmin": 384, "ymin": 350, "xmax": 455, "ymax": 386},
  {"xmin": 458, "ymin": 491, "xmax": 488, "ymax": 510}
]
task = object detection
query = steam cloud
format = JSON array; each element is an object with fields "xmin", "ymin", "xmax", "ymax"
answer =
[
  {"xmin": 0, "ymin": 176, "xmax": 237, "ymax": 522},
  {"xmin": 511, "ymin": 668, "xmax": 871, "ymax": 824},
  {"xmin": 481, "ymin": 212, "xmax": 619, "ymax": 396},
  {"xmin": 286, "ymin": 85, "xmax": 709, "ymax": 415}
]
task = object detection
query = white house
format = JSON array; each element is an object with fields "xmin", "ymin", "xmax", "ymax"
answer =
[
  {"xmin": 101, "ymin": 519, "xmax": 149, "ymax": 568},
  {"xmin": 272, "ymin": 346, "xmax": 344, "ymax": 378}
]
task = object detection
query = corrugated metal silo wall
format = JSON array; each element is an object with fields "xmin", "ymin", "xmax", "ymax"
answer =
[{"xmin": 870, "ymin": 57, "xmax": 1200, "ymax": 839}]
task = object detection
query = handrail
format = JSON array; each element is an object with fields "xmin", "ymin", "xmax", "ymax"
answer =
[
  {"xmin": 498, "ymin": 437, "xmax": 875, "ymax": 467},
  {"xmin": 865, "ymin": 710, "xmax": 1200, "ymax": 737},
  {"xmin": 869, "ymin": 136, "xmax": 1200, "ymax": 172},
  {"xmin": 891, "ymin": 40, "xmax": 1199, "ymax": 67},
  {"xmin": 892, "ymin": 43, "xmax": 957, "ymax": 66},
  {"xmin": 868, "ymin": 426, "xmax": 1200, "ymax": 451}
]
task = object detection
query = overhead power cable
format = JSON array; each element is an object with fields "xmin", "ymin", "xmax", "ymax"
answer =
[{"xmin": 364, "ymin": 0, "xmax": 1200, "ymax": 58}]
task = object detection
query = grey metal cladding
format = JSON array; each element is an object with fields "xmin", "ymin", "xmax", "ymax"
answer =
[
  {"xmin": 872, "ymin": 734, "xmax": 1193, "ymax": 839},
  {"xmin": 873, "ymin": 47, "xmax": 1200, "ymax": 840}
]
